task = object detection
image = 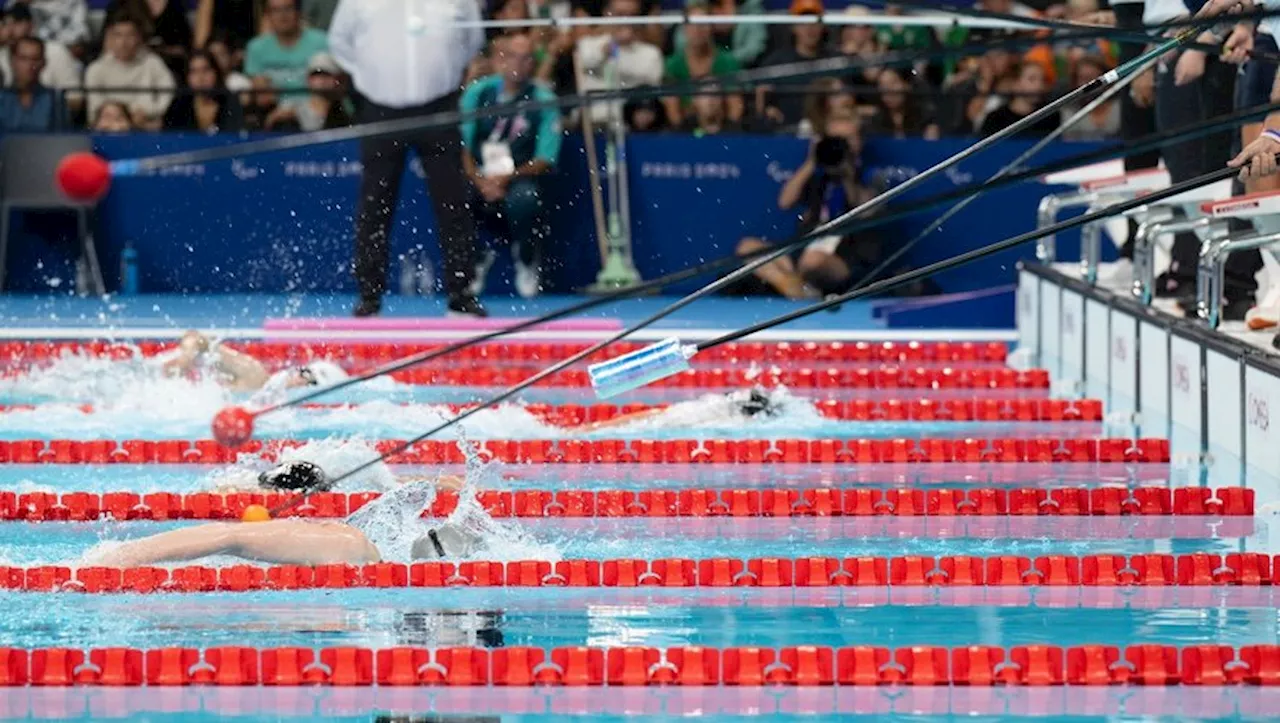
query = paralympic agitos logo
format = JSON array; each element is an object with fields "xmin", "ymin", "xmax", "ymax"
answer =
[{"xmin": 1248, "ymin": 393, "xmax": 1270, "ymax": 432}]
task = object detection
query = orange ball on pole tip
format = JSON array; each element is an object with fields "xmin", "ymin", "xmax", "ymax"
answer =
[
  {"xmin": 241, "ymin": 504, "xmax": 272, "ymax": 522},
  {"xmin": 54, "ymin": 152, "xmax": 113, "ymax": 203},
  {"xmin": 212, "ymin": 406, "xmax": 256, "ymax": 448}
]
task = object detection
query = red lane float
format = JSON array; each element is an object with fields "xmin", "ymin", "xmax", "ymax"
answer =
[
  {"xmin": 0, "ymin": 437, "xmax": 1171, "ymax": 465},
  {"xmin": 0, "ymin": 340, "xmax": 1010, "ymax": 366},
  {"xmin": 0, "ymin": 397, "xmax": 1105, "ymax": 423},
  {"xmin": 0, "ymin": 486, "xmax": 1250, "ymax": 522},
  {"xmin": 2, "ymin": 553, "xmax": 1274, "ymax": 593},
  {"xmin": 0, "ymin": 644, "xmax": 1276, "ymax": 686},
  {"xmin": 0, "ymin": 363, "xmax": 1048, "ymax": 389}
]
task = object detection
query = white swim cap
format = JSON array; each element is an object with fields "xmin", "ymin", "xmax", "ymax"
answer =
[{"xmin": 300, "ymin": 360, "xmax": 348, "ymax": 387}]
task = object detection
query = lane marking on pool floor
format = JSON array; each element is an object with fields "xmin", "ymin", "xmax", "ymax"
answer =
[{"xmin": 0, "ymin": 685, "xmax": 1273, "ymax": 717}]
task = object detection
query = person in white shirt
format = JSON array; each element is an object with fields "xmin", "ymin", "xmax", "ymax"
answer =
[
  {"xmin": 574, "ymin": 0, "xmax": 663, "ymax": 125},
  {"xmin": 328, "ymin": 0, "xmax": 487, "ymax": 319},
  {"xmin": 83, "ymin": 13, "xmax": 175, "ymax": 129}
]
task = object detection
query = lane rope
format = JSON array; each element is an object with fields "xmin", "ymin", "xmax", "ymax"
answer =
[
  {"xmin": 0, "ymin": 486, "xmax": 1248, "ymax": 521},
  {"xmin": 1, "ymin": 552, "xmax": 1271, "ymax": 593},
  {"xmin": 0, "ymin": 436, "xmax": 1170, "ymax": 465}
]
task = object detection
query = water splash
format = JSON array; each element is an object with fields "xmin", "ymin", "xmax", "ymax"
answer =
[
  {"xmin": 581, "ymin": 387, "xmax": 824, "ymax": 437},
  {"xmin": 0, "ymin": 348, "xmax": 232, "ymax": 414},
  {"xmin": 347, "ymin": 445, "xmax": 558, "ymax": 564}
]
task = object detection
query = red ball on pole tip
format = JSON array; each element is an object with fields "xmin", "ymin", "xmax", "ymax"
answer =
[
  {"xmin": 54, "ymin": 152, "xmax": 112, "ymax": 203},
  {"xmin": 212, "ymin": 406, "xmax": 256, "ymax": 448}
]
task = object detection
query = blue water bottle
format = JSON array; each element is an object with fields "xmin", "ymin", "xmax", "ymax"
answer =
[{"xmin": 120, "ymin": 242, "xmax": 139, "ymax": 294}]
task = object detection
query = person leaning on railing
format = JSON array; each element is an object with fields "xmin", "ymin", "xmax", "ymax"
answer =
[
  {"xmin": 0, "ymin": 4, "xmax": 82, "ymax": 104},
  {"xmin": 261, "ymin": 51, "xmax": 349, "ymax": 131},
  {"xmin": 84, "ymin": 12, "xmax": 175, "ymax": 130},
  {"xmin": 662, "ymin": 0, "xmax": 743, "ymax": 128},
  {"xmin": 574, "ymin": 0, "xmax": 665, "ymax": 126},
  {"xmin": 864, "ymin": 66, "xmax": 939, "ymax": 140},
  {"xmin": 752, "ymin": 0, "xmax": 832, "ymax": 131},
  {"xmin": 163, "ymin": 49, "xmax": 243, "ymax": 132},
  {"xmin": 0, "ymin": 36, "xmax": 68, "ymax": 131}
]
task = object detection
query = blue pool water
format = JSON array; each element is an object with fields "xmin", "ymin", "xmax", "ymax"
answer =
[{"xmin": 0, "ymin": 336, "xmax": 1276, "ymax": 723}]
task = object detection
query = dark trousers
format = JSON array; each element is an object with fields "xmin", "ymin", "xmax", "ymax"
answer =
[
  {"xmin": 1116, "ymin": 3, "xmax": 1160, "ymax": 174},
  {"xmin": 1155, "ymin": 53, "xmax": 1260, "ymax": 295},
  {"xmin": 1115, "ymin": 3, "xmax": 1159, "ymax": 259},
  {"xmin": 470, "ymin": 177, "xmax": 548, "ymax": 267},
  {"xmin": 353, "ymin": 94, "xmax": 477, "ymax": 301}
]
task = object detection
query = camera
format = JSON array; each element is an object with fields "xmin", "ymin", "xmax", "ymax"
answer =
[{"xmin": 815, "ymin": 136, "xmax": 850, "ymax": 171}]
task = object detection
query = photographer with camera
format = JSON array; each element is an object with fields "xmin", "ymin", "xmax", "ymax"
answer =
[{"xmin": 731, "ymin": 109, "xmax": 881, "ymax": 299}]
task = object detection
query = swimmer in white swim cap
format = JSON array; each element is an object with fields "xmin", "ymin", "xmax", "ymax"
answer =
[{"xmin": 162, "ymin": 330, "xmax": 349, "ymax": 393}]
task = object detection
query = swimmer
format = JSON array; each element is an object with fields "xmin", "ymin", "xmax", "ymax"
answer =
[
  {"xmin": 210, "ymin": 459, "xmax": 466, "ymax": 494},
  {"xmin": 162, "ymin": 330, "xmax": 347, "ymax": 393},
  {"xmin": 574, "ymin": 387, "xmax": 784, "ymax": 433},
  {"xmin": 88, "ymin": 507, "xmax": 487, "ymax": 567}
]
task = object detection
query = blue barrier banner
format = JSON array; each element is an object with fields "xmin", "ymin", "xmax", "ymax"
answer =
[{"xmin": 2, "ymin": 132, "xmax": 1102, "ymax": 296}]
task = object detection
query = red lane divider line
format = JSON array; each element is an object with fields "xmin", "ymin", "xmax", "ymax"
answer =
[
  {"xmin": 381, "ymin": 367, "xmax": 1049, "ymax": 389},
  {"xmin": 0, "ymin": 340, "xmax": 1011, "ymax": 366},
  {"xmin": 0, "ymin": 364, "xmax": 1050, "ymax": 389},
  {"xmin": 0, "ymin": 438, "xmax": 1170, "ymax": 465},
  {"xmin": 0, "ymin": 643, "xmax": 1277, "ymax": 686},
  {"xmin": 0, "ymin": 398, "xmax": 1105, "ymax": 423},
  {"xmin": 4, "ymin": 553, "xmax": 1274, "ymax": 593},
  {"xmin": 0, "ymin": 486, "xmax": 1251, "ymax": 521}
]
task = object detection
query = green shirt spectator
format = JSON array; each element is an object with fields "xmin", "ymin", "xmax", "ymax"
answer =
[
  {"xmin": 459, "ymin": 74, "xmax": 562, "ymax": 170},
  {"xmin": 876, "ymin": 24, "xmax": 935, "ymax": 55},
  {"xmin": 669, "ymin": 0, "xmax": 767, "ymax": 69},
  {"xmin": 244, "ymin": 0, "xmax": 328, "ymax": 104}
]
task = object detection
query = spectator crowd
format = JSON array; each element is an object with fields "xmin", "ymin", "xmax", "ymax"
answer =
[
  {"xmin": 0, "ymin": 0, "xmax": 1130, "ymax": 138},
  {"xmin": 0, "ymin": 0, "xmax": 1168, "ymax": 305}
]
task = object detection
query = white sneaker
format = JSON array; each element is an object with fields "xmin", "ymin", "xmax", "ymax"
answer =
[
  {"xmin": 513, "ymin": 245, "xmax": 541, "ymax": 299},
  {"xmin": 1096, "ymin": 258, "xmax": 1133, "ymax": 289},
  {"xmin": 469, "ymin": 248, "xmax": 496, "ymax": 297}
]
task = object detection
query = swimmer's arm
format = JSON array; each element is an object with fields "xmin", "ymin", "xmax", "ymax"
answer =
[
  {"xmin": 160, "ymin": 330, "xmax": 209, "ymax": 377},
  {"xmin": 89, "ymin": 523, "xmax": 241, "ymax": 567},
  {"xmin": 89, "ymin": 521, "xmax": 379, "ymax": 567},
  {"xmin": 210, "ymin": 345, "xmax": 272, "ymax": 392},
  {"xmin": 568, "ymin": 406, "xmax": 668, "ymax": 435}
]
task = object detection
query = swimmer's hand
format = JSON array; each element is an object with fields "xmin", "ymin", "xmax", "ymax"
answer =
[
  {"xmin": 161, "ymin": 330, "xmax": 211, "ymax": 377},
  {"xmin": 1229, "ymin": 139, "xmax": 1280, "ymax": 181}
]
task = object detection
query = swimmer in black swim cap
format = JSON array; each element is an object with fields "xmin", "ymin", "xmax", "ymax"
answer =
[
  {"xmin": 573, "ymin": 386, "xmax": 783, "ymax": 433},
  {"xmin": 257, "ymin": 460, "xmax": 333, "ymax": 492},
  {"xmin": 736, "ymin": 388, "xmax": 781, "ymax": 418}
]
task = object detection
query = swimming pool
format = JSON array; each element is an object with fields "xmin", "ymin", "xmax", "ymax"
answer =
[{"xmin": 0, "ymin": 338, "xmax": 1277, "ymax": 722}]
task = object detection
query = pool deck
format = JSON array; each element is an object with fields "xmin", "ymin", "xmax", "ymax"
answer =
[{"xmin": 0, "ymin": 294, "xmax": 1014, "ymax": 342}]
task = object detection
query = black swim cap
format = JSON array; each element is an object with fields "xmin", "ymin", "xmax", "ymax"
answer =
[
  {"xmin": 739, "ymin": 389, "xmax": 779, "ymax": 418},
  {"xmin": 257, "ymin": 461, "xmax": 332, "ymax": 492}
]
